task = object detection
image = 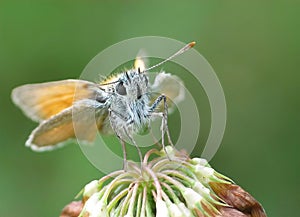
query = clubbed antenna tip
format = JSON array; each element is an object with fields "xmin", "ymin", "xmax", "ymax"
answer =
[{"xmin": 189, "ymin": 41, "xmax": 196, "ymax": 48}]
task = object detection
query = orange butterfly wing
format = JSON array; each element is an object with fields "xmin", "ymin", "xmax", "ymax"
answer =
[
  {"xmin": 12, "ymin": 79, "xmax": 110, "ymax": 150},
  {"xmin": 11, "ymin": 79, "xmax": 98, "ymax": 122},
  {"xmin": 27, "ymin": 101, "xmax": 108, "ymax": 150}
]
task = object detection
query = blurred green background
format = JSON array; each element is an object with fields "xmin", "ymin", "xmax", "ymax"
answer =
[{"xmin": 1, "ymin": 0, "xmax": 299, "ymax": 216}]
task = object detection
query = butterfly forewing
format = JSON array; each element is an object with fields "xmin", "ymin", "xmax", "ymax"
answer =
[{"xmin": 11, "ymin": 79, "xmax": 99, "ymax": 122}]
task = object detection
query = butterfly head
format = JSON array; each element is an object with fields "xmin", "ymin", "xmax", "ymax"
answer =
[{"xmin": 115, "ymin": 66, "xmax": 149, "ymax": 101}]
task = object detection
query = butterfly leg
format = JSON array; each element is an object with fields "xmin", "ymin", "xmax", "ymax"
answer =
[
  {"xmin": 108, "ymin": 109, "xmax": 128, "ymax": 170},
  {"xmin": 123, "ymin": 126, "xmax": 143, "ymax": 165},
  {"xmin": 119, "ymin": 138, "xmax": 128, "ymax": 171},
  {"xmin": 148, "ymin": 124, "xmax": 162, "ymax": 148},
  {"xmin": 149, "ymin": 95, "xmax": 174, "ymax": 156}
]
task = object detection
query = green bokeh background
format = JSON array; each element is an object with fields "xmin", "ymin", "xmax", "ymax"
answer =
[{"xmin": 1, "ymin": 1, "xmax": 299, "ymax": 216}]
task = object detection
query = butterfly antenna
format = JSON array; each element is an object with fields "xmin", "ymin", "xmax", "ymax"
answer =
[
  {"xmin": 99, "ymin": 80, "xmax": 120, "ymax": 86},
  {"xmin": 142, "ymin": 41, "xmax": 196, "ymax": 73}
]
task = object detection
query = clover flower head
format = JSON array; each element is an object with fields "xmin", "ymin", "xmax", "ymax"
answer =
[{"xmin": 61, "ymin": 146, "xmax": 267, "ymax": 217}]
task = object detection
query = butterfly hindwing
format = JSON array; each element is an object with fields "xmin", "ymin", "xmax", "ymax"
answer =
[
  {"xmin": 26, "ymin": 99, "xmax": 108, "ymax": 151},
  {"xmin": 150, "ymin": 72, "xmax": 185, "ymax": 113}
]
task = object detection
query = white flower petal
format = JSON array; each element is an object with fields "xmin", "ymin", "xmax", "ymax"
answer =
[
  {"xmin": 84, "ymin": 192, "xmax": 101, "ymax": 213},
  {"xmin": 156, "ymin": 198, "xmax": 170, "ymax": 217},
  {"xmin": 90, "ymin": 199, "xmax": 109, "ymax": 217},
  {"xmin": 182, "ymin": 187, "xmax": 202, "ymax": 209},
  {"xmin": 191, "ymin": 158, "xmax": 208, "ymax": 166},
  {"xmin": 177, "ymin": 203, "xmax": 194, "ymax": 217},
  {"xmin": 168, "ymin": 203, "xmax": 184, "ymax": 217},
  {"xmin": 83, "ymin": 180, "xmax": 99, "ymax": 198},
  {"xmin": 193, "ymin": 181, "xmax": 210, "ymax": 195}
]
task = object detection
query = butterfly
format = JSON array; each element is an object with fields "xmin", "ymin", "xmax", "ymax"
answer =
[{"xmin": 11, "ymin": 42, "xmax": 195, "ymax": 168}]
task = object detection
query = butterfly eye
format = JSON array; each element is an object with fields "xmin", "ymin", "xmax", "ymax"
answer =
[{"xmin": 116, "ymin": 81, "xmax": 127, "ymax": 95}]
